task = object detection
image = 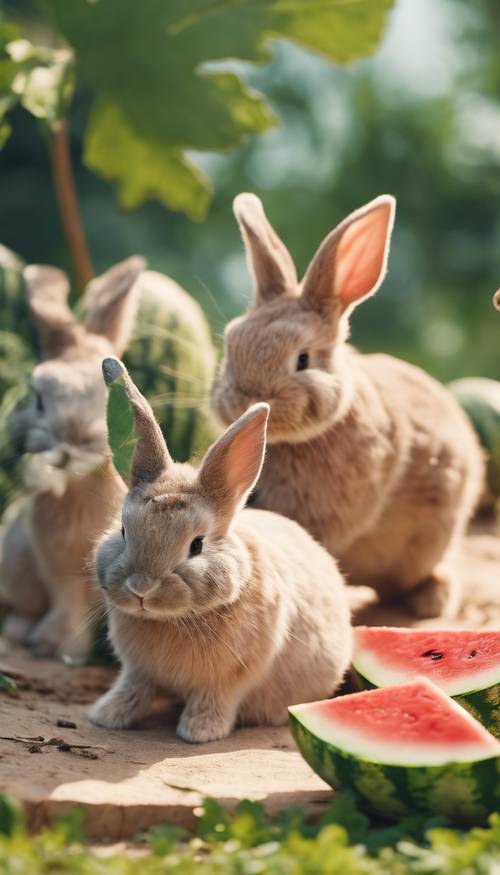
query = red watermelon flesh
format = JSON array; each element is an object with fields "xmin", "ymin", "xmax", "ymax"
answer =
[
  {"xmin": 290, "ymin": 677, "xmax": 500, "ymax": 766},
  {"xmin": 353, "ymin": 627, "xmax": 500, "ymax": 696}
]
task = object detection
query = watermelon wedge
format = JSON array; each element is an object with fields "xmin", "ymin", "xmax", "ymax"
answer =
[
  {"xmin": 353, "ymin": 627, "xmax": 500, "ymax": 738},
  {"xmin": 289, "ymin": 678, "xmax": 500, "ymax": 825}
]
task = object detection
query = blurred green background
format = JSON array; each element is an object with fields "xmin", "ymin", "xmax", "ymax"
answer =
[{"xmin": 1, "ymin": 0, "xmax": 499, "ymax": 382}]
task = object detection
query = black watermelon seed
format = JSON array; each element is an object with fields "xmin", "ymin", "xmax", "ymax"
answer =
[
  {"xmin": 420, "ymin": 649, "xmax": 444, "ymax": 661},
  {"xmin": 467, "ymin": 650, "xmax": 477, "ymax": 658}
]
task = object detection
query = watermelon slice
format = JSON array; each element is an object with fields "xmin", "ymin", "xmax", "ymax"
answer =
[
  {"xmin": 289, "ymin": 678, "xmax": 500, "ymax": 825},
  {"xmin": 353, "ymin": 627, "xmax": 500, "ymax": 738}
]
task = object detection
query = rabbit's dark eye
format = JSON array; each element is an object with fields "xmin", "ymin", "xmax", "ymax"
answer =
[
  {"xmin": 121, "ymin": 525, "xmax": 126, "ymax": 541},
  {"xmin": 189, "ymin": 536, "xmax": 204, "ymax": 557},
  {"xmin": 35, "ymin": 391, "xmax": 44, "ymax": 413},
  {"xmin": 296, "ymin": 352, "xmax": 309, "ymax": 371}
]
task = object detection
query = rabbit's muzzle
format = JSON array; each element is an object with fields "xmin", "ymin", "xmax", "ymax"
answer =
[
  {"xmin": 211, "ymin": 379, "xmax": 264, "ymax": 427},
  {"xmin": 126, "ymin": 574, "xmax": 158, "ymax": 599}
]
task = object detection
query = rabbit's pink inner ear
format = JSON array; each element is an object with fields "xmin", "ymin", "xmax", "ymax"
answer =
[
  {"xmin": 199, "ymin": 404, "xmax": 269, "ymax": 514},
  {"xmin": 223, "ymin": 409, "xmax": 268, "ymax": 501},
  {"xmin": 334, "ymin": 201, "xmax": 394, "ymax": 311}
]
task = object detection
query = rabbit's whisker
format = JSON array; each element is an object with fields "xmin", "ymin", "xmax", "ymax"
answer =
[
  {"xmin": 158, "ymin": 365, "xmax": 209, "ymax": 387},
  {"xmin": 193, "ymin": 275, "xmax": 230, "ymax": 326},
  {"xmin": 138, "ymin": 323, "xmax": 202, "ymax": 354},
  {"xmin": 196, "ymin": 611, "xmax": 249, "ymax": 673}
]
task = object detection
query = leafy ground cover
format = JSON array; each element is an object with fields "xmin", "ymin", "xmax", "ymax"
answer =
[{"xmin": 0, "ymin": 792, "xmax": 499, "ymax": 874}]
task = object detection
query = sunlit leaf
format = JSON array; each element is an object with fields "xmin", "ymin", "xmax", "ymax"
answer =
[
  {"xmin": 0, "ymin": 794, "xmax": 23, "ymax": 836},
  {"xmin": 0, "ymin": 32, "xmax": 74, "ymax": 131},
  {"xmin": 0, "ymin": 672, "xmax": 16, "ymax": 695},
  {"xmin": 14, "ymin": 53, "xmax": 74, "ymax": 124},
  {"xmin": 46, "ymin": 0, "xmax": 393, "ymax": 218},
  {"xmin": 85, "ymin": 99, "xmax": 212, "ymax": 220}
]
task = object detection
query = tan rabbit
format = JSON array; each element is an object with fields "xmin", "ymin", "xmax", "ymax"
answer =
[
  {"xmin": 0, "ymin": 257, "xmax": 144, "ymax": 662},
  {"xmin": 211, "ymin": 194, "xmax": 484, "ymax": 619},
  {"xmin": 89, "ymin": 358, "xmax": 351, "ymax": 743}
]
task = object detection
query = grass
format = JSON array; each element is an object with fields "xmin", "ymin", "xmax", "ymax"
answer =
[{"xmin": 0, "ymin": 792, "xmax": 499, "ymax": 874}]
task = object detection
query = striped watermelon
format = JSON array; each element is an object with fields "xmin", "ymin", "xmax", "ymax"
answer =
[
  {"xmin": 289, "ymin": 678, "xmax": 500, "ymax": 825},
  {"xmin": 123, "ymin": 270, "xmax": 219, "ymax": 464},
  {"xmin": 0, "ymin": 246, "xmax": 34, "ymax": 518},
  {"xmin": 353, "ymin": 626, "xmax": 500, "ymax": 738}
]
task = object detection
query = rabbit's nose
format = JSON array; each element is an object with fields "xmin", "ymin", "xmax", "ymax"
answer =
[{"xmin": 126, "ymin": 574, "xmax": 156, "ymax": 598}]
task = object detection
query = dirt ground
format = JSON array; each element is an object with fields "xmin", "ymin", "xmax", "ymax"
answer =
[{"xmin": 0, "ymin": 522, "xmax": 498, "ymax": 841}]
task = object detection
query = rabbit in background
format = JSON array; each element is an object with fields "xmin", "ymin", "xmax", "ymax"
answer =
[
  {"xmin": 89, "ymin": 358, "xmax": 351, "ymax": 743},
  {"xmin": 0, "ymin": 256, "xmax": 144, "ymax": 663},
  {"xmin": 211, "ymin": 194, "xmax": 484, "ymax": 619}
]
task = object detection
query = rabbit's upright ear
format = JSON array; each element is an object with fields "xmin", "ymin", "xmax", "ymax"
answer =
[
  {"xmin": 199, "ymin": 403, "xmax": 269, "ymax": 522},
  {"xmin": 301, "ymin": 195, "xmax": 395, "ymax": 318},
  {"xmin": 84, "ymin": 256, "xmax": 145, "ymax": 354},
  {"xmin": 24, "ymin": 265, "xmax": 80, "ymax": 359},
  {"xmin": 102, "ymin": 357, "xmax": 172, "ymax": 486},
  {"xmin": 233, "ymin": 194, "xmax": 297, "ymax": 306}
]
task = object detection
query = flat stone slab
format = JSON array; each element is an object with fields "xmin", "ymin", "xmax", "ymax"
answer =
[
  {"xmin": 0, "ymin": 647, "xmax": 332, "ymax": 840},
  {"xmin": 0, "ymin": 528, "xmax": 498, "ymax": 841}
]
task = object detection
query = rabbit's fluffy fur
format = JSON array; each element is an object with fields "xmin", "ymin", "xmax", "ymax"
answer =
[
  {"xmin": 212, "ymin": 194, "xmax": 484, "ymax": 618},
  {"xmin": 90, "ymin": 359, "xmax": 351, "ymax": 742},
  {"xmin": 0, "ymin": 258, "xmax": 144, "ymax": 662}
]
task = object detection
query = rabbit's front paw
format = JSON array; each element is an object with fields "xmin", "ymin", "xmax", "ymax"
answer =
[
  {"xmin": 408, "ymin": 564, "xmax": 459, "ymax": 619},
  {"xmin": 87, "ymin": 694, "xmax": 135, "ymax": 730},
  {"xmin": 88, "ymin": 673, "xmax": 154, "ymax": 729},
  {"xmin": 177, "ymin": 703, "xmax": 235, "ymax": 743}
]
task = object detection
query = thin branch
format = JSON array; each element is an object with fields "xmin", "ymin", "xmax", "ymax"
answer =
[{"xmin": 49, "ymin": 119, "xmax": 94, "ymax": 291}]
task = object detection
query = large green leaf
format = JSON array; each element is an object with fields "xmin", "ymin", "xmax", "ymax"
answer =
[
  {"xmin": 84, "ymin": 99, "xmax": 213, "ymax": 221},
  {"xmin": 45, "ymin": 0, "xmax": 393, "ymax": 219}
]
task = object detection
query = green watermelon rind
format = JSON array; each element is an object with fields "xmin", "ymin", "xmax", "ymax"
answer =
[
  {"xmin": 455, "ymin": 685, "xmax": 500, "ymax": 741},
  {"xmin": 353, "ymin": 668, "xmax": 500, "ymax": 741},
  {"xmin": 289, "ymin": 711, "xmax": 500, "ymax": 826},
  {"xmin": 447, "ymin": 378, "xmax": 500, "ymax": 500}
]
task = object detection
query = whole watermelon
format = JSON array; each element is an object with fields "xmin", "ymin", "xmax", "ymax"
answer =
[
  {"xmin": 448, "ymin": 378, "xmax": 500, "ymax": 507},
  {"xmin": 123, "ymin": 270, "xmax": 219, "ymax": 463}
]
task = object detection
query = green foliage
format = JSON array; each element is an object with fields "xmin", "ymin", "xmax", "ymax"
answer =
[
  {"xmin": 106, "ymin": 376, "xmax": 137, "ymax": 480},
  {"xmin": 0, "ymin": 793, "xmax": 499, "ymax": 874},
  {"xmin": 0, "ymin": 794, "xmax": 23, "ymax": 836},
  {"xmin": 0, "ymin": 1, "xmax": 393, "ymax": 220},
  {"xmin": 1, "ymin": 2, "xmax": 499, "ymax": 385},
  {"xmin": 0, "ymin": 672, "xmax": 16, "ymax": 695},
  {"xmin": 0, "ymin": 20, "xmax": 74, "ymax": 139}
]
